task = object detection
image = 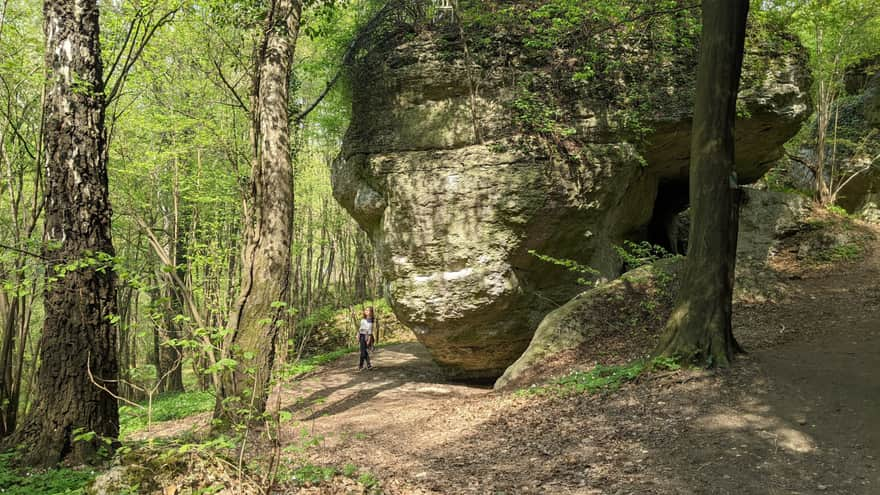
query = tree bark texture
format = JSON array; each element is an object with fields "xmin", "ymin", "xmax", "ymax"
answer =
[
  {"xmin": 4, "ymin": 0, "xmax": 119, "ymax": 466},
  {"xmin": 654, "ymin": 0, "xmax": 749, "ymax": 367},
  {"xmin": 217, "ymin": 0, "xmax": 301, "ymax": 422}
]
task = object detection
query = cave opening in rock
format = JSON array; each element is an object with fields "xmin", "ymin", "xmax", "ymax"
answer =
[{"xmin": 646, "ymin": 181, "xmax": 690, "ymax": 255}]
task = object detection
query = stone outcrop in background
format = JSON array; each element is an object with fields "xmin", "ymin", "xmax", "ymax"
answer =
[
  {"xmin": 332, "ymin": 5, "xmax": 811, "ymax": 378},
  {"xmin": 776, "ymin": 57, "xmax": 879, "ymax": 219},
  {"xmin": 835, "ymin": 68, "xmax": 879, "ymax": 218}
]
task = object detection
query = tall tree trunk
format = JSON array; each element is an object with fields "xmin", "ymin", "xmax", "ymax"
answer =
[
  {"xmin": 217, "ymin": 0, "xmax": 301, "ymax": 422},
  {"xmin": 654, "ymin": 0, "xmax": 749, "ymax": 367},
  {"xmin": 4, "ymin": 0, "xmax": 119, "ymax": 466}
]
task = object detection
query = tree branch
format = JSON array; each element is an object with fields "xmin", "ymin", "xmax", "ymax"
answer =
[
  {"xmin": 292, "ymin": 2, "xmax": 392, "ymax": 123},
  {"xmin": 106, "ymin": 7, "xmax": 179, "ymax": 105},
  {"xmin": 0, "ymin": 242, "xmax": 47, "ymax": 260},
  {"xmin": 212, "ymin": 58, "xmax": 249, "ymax": 113}
]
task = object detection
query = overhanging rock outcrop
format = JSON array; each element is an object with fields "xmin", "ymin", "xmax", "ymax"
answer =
[{"xmin": 332, "ymin": 5, "xmax": 811, "ymax": 378}]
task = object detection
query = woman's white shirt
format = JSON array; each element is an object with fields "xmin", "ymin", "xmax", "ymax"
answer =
[{"xmin": 358, "ymin": 318, "xmax": 373, "ymax": 335}]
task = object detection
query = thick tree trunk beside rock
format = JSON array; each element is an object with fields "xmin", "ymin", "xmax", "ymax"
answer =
[
  {"xmin": 4, "ymin": 0, "xmax": 119, "ymax": 466},
  {"xmin": 654, "ymin": 0, "xmax": 749, "ymax": 366},
  {"xmin": 217, "ymin": 0, "xmax": 301, "ymax": 422}
]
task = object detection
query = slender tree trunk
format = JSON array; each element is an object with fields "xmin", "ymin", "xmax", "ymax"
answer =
[
  {"xmin": 0, "ymin": 288, "xmax": 18, "ymax": 437},
  {"xmin": 160, "ymin": 167, "xmax": 186, "ymax": 393},
  {"xmin": 117, "ymin": 285, "xmax": 134, "ymax": 400},
  {"xmin": 11, "ymin": 291, "xmax": 31, "ymax": 421},
  {"xmin": 217, "ymin": 0, "xmax": 302, "ymax": 422},
  {"xmin": 654, "ymin": 0, "xmax": 749, "ymax": 367},
  {"xmin": 816, "ymin": 87, "xmax": 832, "ymax": 204},
  {"xmin": 4, "ymin": 0, "xmax": 119, "ymax": 466},
  {"xmin": 148, "ymin": 282, "xmax": 164, "ymax": 392},
  {"xmin": 305, "ymin": 205, "xmax": 314, "ymax": 315}
]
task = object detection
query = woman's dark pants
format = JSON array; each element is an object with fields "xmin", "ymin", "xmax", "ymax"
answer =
[{"xmin": 359, "ymin": 334, "xmax": 372, "ymax": 369}]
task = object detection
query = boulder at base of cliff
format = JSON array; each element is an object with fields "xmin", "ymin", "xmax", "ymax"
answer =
[{"xmin": 494, "ymin": 257, "xmax": 684, "ymax": 390}]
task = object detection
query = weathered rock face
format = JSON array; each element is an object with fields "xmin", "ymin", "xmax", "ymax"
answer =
[{"xmin": 333, "ymin": 9, "xmax": 811, "ymax": 378}]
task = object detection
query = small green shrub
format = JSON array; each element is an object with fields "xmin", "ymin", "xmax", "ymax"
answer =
[
  {"xmin": 826, "ymin": 204, "xmax": 852, "ymax": 218},
  {"xmin": 357, "ymin": 472, "xmax": 379, "ymax": 490},
  {"xmin": 528, "ymin": 250, "xmax": 599, "ymax": 285},
  {"xmin": 290, "ymin": 463, "xmax": 336, "ymax": 485},
  {"xmin": 614, "ymin": 240, "xmax": 673, "ymax": 271}
]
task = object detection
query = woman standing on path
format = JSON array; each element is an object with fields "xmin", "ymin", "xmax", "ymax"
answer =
[{"xmin": 358, "ymin": 307, "xmax": 375, "ymax": 370}]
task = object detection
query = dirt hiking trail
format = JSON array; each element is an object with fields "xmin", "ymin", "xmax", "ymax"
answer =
[
  {"xmin": 140, "ymin": 223, "xmax": 879, "ymax": 494},
  {"xmin": 271, "ymin": 223, "xmax": 879, "ymax": 494}
]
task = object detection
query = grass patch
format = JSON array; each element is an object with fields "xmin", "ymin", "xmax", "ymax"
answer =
[
  {"xmin": 119, "ymin": 390, "xmax": 214, "ymax": 437},
  {"xmin": 519, "ymin": 356, "xmax": 680, "ymax": 397},
  {"xmin": 283, "ymin": 342, "xmax": 394, "ymax": 379},
  {"xmin": 119, "ymin": 343, "xmax": 390, "ymax": 435},
  {"xmin": 289, "ymin": 463, "xmax": 337, "ymax": 484},
  {"xmin": 283, "ymin": 346, "xmax": 359, "ymax": 378},
  {"xmin": 0, "ymin": 453, "xmax": 95, "ymax": 494},
  {"xmin": 276, "ymin": 461, "xmax": 380, "ymax": 493},
  {"xmin": 815, "ymin": 243, "xmax": 863, "ymax": 262}
]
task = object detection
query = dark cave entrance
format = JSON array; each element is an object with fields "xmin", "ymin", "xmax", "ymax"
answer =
[{"xmin": 645, "ymin": 181, "xmax": 690, "ymax": 255}]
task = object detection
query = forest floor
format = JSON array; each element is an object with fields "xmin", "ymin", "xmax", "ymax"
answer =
[{"xmin": 141, "ymin": 220, "xmax": 879, "ymax": 495}]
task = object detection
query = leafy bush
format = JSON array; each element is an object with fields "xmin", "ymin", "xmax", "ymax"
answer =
[
  {"xmin": 357, "ymin": 472, "xmax": 379, "ymax": 490},
  {"xmin": 290, "ymin": 463, "xmax": 336, "ymax": 485}
]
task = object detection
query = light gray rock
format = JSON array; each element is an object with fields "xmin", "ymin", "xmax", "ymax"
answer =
[
  {"xmin": 737, "ymin": 188, "xmax": 810, "ymax": 264},
  {"xmin": 859, "ymin": 201, "xmax": 880, "ymax": 223}
]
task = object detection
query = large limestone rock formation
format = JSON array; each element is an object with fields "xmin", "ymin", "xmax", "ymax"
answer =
[{"xmin": 332, "ymin": 7, "xmax": 810, "ymax": 378}]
